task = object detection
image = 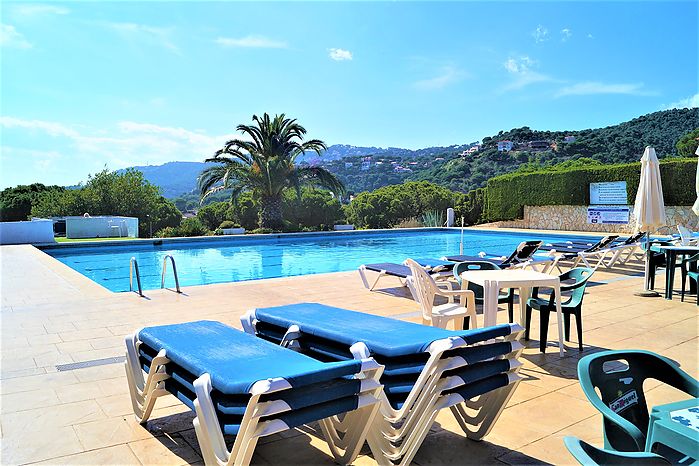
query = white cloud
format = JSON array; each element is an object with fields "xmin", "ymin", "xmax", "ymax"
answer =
[
  {"xmin": 561, "ymin": 28, "xmax": 572, "ymax": 42},
  {"xmin": 105, "ymin": 22, "xmax": 179, "ymax": 53},
  {"xmin": 215, "ymin": 35, "xmax": 287, "ymax": 49},
  {"xmin": 11, "ymin": 4, "xmax": 70, "ymax": 16},
  {"xmin": 1, "ymin": 24, "xmax": 32, "ymax": 49},
  {"xmin": 413, "ymin": 66, "xmax": 467, "ymax": 90},
  {"xmin": 0, "ymin": 116, "xmax": 238, "ymax": 172},
  {"xmin": 501, "ymin": 56, "xmax": 553, "ymax": 92},
  {"xmin": 662, "ymin": 93, "xmax": 699, "ymax": 110},
  {"xmin": 328, "ymin": 48, "xmax": 352, "ymax": 61},
  {"xmin": 587, "ymin": 33, "xmax": 594, "ymax": 39},
  {"xmin": 555, "ymin": 81, "xmax": 654, "ymax": 97},
  {"xmin": 532, "ymin": 25, "xmax": 549, "ymax": 43}
]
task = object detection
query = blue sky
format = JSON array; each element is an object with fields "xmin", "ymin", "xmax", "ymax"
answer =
[{"xmin": 1, "ymin": 1, "xmax": 697, "ymax": 188}]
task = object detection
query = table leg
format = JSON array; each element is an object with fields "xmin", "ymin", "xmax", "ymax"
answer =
[
  {"xmin": 483, "ymin": 280, "xmax": 499, "ymax": 328},
  {"xmin": 690, "ymin": 259, "xmax": 698, "ymax": 295},
  {"xmin": 554, "ymin": 283, "xmax": 565, "ymax": 357},
  {"xmin": 518, "ymin": 286, "xmax": 530, "ymax": 328},
  {"xmin": 665, "ymin": 252, "xmax": 676, "ymax": 300}
]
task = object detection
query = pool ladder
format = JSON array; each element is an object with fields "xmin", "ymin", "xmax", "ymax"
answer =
[
  {"xmin": 129, "ymin": 257, "xmax": 143, "ymax": 297},
  {"xmin": 161, "ymin": 255, "xmax": 181, "ymax": 293}
]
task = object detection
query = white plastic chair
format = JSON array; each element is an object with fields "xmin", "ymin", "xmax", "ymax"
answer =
[{"xmin": 405, "ymin": 258, "xmax": 478, "ymax": 329}]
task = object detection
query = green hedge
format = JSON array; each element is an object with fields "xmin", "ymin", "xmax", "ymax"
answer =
[{"xmin": 485, "ymin": 157, "xmax": 696, "ymax": 221}]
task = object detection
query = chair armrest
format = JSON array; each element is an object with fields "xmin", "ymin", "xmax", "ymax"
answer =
[{"xmin": 436, "ymin": 287, "xmax": 475, "ymax": 304}]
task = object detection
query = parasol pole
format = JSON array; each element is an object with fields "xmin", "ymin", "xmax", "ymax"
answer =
[{"xmin": 460, "ymin": 217, "xmax": 464, "ymax": 255}]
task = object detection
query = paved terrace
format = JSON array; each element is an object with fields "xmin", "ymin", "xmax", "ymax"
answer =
[{"xmin": 1, "ymin": 243, "xmax": 697, "ymax": 465}]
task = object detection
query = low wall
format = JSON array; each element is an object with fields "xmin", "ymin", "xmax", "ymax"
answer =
[
  {"xmin": 0, "ymin": 219, "xmax": 56, "ymax": 245},
  {"xmin": 66, "ymin": 216, "xmax": 139, "ymax": 239},
  {"xmin": 491, "ymin": 205, "xmax": 698, "ymax": 233}
]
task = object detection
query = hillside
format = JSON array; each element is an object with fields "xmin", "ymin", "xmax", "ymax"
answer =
[{"xmin": 119, "ymin": 108, "xmax": 698, "ymax": 199}]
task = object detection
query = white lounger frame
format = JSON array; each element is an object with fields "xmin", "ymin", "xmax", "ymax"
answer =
[
  {"xmin": 125, "ymin": 331, "xmax": 384, "ymax": 466},
  {"xmin": 242, "ymin": 312, "xmax": 524, "ymax": 466},
  {"xmin": 358, "ymin": 263, "xmax": 454, "ymax": 301}
]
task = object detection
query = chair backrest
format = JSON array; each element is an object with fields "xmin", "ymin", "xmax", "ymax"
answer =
[
  {"xmin": 405, "ymin": 258, "xmax": 439, "ymax": 324},
  {"xmin": 563, "ymin": 437, "xmax": 671, "ymax": 465},
  {"xmin": 677, "ymin": 224, "xmax": 694, "ymax": 245},
  {"xmin": 586, "ymin": 235, "xmax": 619, "ymax": 252},
  {"xmin": 558, "ymin": 267, "xmax": 594, "ymax": 306},
  {"xmin": 578, "ymin": 350, "xmax": 699, "ymax": 452},
  {"xmin": 624, "ymin": 231, "xmax": 646, "ymax": 245},
  {"xmin": 502, "ymin": 240, "xmax": 542, "ymax": 266},
  {"xmin": 452, "ymin": 261, "xmax": 500, "ymax": 301}
]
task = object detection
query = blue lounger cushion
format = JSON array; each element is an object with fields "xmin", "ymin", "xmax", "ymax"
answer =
[
  {"xmin": 413, "ymin": 258, "xmax": 454, "ymax": 269},
  {"xmin": 138, "ymin": 320, "xmax": 361, "ymax": 395},
  {"xmin": 254, "ymin": 303, "xmax": 515, "ymax": 358},
  {"xmin": 363, "ymin": 263, "xmax": 411, "ymax": 278}
]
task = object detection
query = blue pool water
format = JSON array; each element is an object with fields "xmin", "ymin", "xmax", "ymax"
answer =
[{"xmin": 43, "ymin": 229, "xmax": 598, "ymax": 292}]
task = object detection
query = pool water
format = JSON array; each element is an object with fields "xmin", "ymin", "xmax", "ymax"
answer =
[{"xmin": 43, "ymin": 229, "xmax": 598, "ymax": 292}]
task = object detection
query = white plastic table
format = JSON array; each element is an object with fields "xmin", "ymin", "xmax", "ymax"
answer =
[{"xmin": 460, "ymin": 269, "xmax": 565, "ymax": 356}]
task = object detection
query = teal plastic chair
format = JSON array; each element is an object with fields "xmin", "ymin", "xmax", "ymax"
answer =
[
  {"xmin": 577, "ymin": 350, "xmax": 699, "ymax": 453},
  {"xmin": 525, "ymin": 267, "xmax": 594, "ymax": 352},
  {"xmin": 680, "ymin": 252, "xmax": 699, "ymax": 305},
  {"xmin": 452, "ymin": 261, "xmax": 514, "ymax": 329},
  {"xmin": 564, "ymin": 437, "xmax": 670, "ymax": 465}
]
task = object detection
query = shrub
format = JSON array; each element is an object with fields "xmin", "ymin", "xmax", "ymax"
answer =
[
  {"xmin": 345, "ymin": 181, "xmax": 456, "ymax": 229},
  {"xmin": 453, "ymin": 188, "xmax": 486, "ymax": 225},
  {"xmin": 228, "ymin": 192, "xmax": 259, "ymax": 230},
  {"xmin": 218, "ymin": 220, "xmax": 239, "ymax": 229},
  {"xmin": 283, "ymin": 188, "xmax": 343, "ymax": 230},
  {"xmin": 197, "ymin": 202, "xmax": 231, "ymax": 230},
  {"xmin": 485, "ymin": 157, "xmax": 695, "ymax": 221},
  {"xmin": 156, "ymin": 217, "xmax": 209, "ymax": 237}
]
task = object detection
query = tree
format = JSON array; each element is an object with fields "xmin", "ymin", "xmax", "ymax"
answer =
[
  {"xmin": 31, "ymin": 169, "xmax": 181, "ymax": 237},
  {"xmin": 198, "ymin": 113, "xmax": 345, "ymax": 229},
  {"xmin": 0, "ymin": 183, "xmax": 64, "ymax": 221},
  {"xmin": 676, "ymin": 128, "xmax": 699, "ymax": 157}
]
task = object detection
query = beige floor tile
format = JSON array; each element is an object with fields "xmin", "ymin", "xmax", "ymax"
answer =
[
  {"xmin": 1, "ymin": 387, "xmax": 60, "ymax": 413},
  {"xmin": 36, "ymin": 444, "xmax": 141, "ymax": 465},
  {"xmin": 128, "ymin": 433, "xmax": 201, "ymax": 465},
  {"xmin": 1, "ymin": 399, "xmax": 106, "ymax": 436},
  {"xmin": 0, "ymin": 425, "xmax": 84, "ymax": 465},
  {"xmin": 74, "ymin": 417, "xmax": 153, "ymax": 451}
]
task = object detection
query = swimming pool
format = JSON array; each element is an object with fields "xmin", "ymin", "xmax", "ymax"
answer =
[{"xmin": 42, "ymin": 229, "xmax": 599, "ymax": 292}]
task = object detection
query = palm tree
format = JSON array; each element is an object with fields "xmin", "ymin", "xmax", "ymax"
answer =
[{"xmin": 198, "ymin": 113, "xmax": 345, "ymax": 229}]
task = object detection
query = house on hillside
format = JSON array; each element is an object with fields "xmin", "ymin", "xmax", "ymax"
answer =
[
  {"xmin": 528, "ymin": 140, "xmax": 550, "ymax": 151},
  {"xmin": 497, "ymin": 140, "xmax": 514, "ymax": 151},
  {"xmin": 564, "ymin": 135, "xmax": 576, "ymax": 143}
]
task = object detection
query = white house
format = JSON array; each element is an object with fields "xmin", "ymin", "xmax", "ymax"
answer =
[
  {"xmin": 497, "ymin": 140, "xmax": 514, "ymax": 151},
  {"xmin": 564, "ymin": 135, "xmax": 576, "ymax": 143}
]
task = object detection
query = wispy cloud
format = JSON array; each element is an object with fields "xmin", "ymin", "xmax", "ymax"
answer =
[
  {"xmin": 413, "ymin": 65, "xmax": 467, "ymax": 90},
  {"xmin": 501, "ymin": 56, "xmax": 554, "ymax": 92},
  {"xmin": 0, "ymin": 116, "xmax": 237, "ymax": 173},
  {"xmin": 555, "ymin": 81, "xmax": 654, "ymax": 97},
  {"xmin": 1, "ymin": 24, "xmax": 32, "ymax": 49},
  {"xmin": 11, "ymin": 4, "xmax": 70, "ymax": 16},
  {"xmin": 587, "ymin": 33, "xmax": 594, "ymax": 39},
  {"xmin": 532, "ymin": 25, "xmax": 549, "ymax": 43},
  {"xmin": 105, "ymin": 22, "xmax": 179, "ymax": 54},
  {"xmin": 328, "ymin": 48, "xmax": 352, "ymax": 61},
  {"xmin": 216, "ymin": 35, "xmax": 287, "ymax": 49},
  {"xmin": 560, "ymin": 28, "xmax": 572, "ymax": 42},
  {"xmin": 661, "ymin": 93, "xmax": 699, "ymax": 110}
]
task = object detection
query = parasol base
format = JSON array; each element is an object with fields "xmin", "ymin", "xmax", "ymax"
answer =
[{"xmin": 634, "ymin": 290, "xmax": 661, "ymax": 297}]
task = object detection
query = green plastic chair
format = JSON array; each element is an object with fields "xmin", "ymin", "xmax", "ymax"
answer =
[
  {"xmin": 564, "ymin": 437, "xmax": 670, "ymax": 465},
  {"xmin": 525, "ymin": 267, "xmax": 594, "ymax": 352},
  {"xmin": 452, "ymin": 261, "xmax": 514, "ymax": 329},
  {"xmin": 577, "ymin": 350, "xmax": 699, "ymax": 453},
  {"xmin": 680, "ymin": 252, "xmax": 699, "ymax": 305}
]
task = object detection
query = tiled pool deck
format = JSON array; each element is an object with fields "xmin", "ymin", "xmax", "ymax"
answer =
[{"xmin": 1, "ymin": 239, "xmax": 697, "ymax": 465}]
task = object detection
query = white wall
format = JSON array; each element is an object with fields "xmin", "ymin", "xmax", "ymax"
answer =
[
  {"xmin": 66, "ymin": 216, "xmax": 138, "ymax": 239},
  {"xmin": 0, "ymin": 219, "xmax": 56, "ymax": 245}
]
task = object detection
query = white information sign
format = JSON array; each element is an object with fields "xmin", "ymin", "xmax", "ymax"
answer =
[
  {"xmin": 590, "ymin": 181, "xmax": 627, "ymax": 205},
  {"xmin": 587, "ymin": 206, "xmax": 630, "ymax": 225}
]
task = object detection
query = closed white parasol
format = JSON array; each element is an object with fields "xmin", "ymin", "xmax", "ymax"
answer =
[{"xmin": 633, "ymin": 146, "xmax": 666, "ymax": 294}]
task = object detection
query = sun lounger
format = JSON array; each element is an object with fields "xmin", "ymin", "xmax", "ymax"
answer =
[
  {"xmin": 444, "ymin": 240, "xmax": 555, "ymax": 272},
  {"xmin": 677, "ymin": 224, "xmax": 699, "ymax": 245},
  {"xmin": 358, "ymin": 258, "xmax": 455, "ymax": 296},
  {"xmin": 540, "ymin": 235, "xmax": 634, "ymax": 269},
  {"xmin": 242, "ymin": 303, "xmax": 524, "ymax": 466},
  {"xmin": 125, "ymin": 320, "xmax": 383, "ymax": 466}
]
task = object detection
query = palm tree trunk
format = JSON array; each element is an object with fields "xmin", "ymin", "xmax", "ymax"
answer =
[{"xmin": 259, "ymin": 195, "xmax": 283, "ymax": 230}]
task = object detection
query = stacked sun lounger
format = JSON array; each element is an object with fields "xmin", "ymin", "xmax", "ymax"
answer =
[
  {"xmin": 125, "ymin": 320, "xmax": 383, "ymax": 466},
  {"xmin": 242, "ymin": 303, "xmax": 524, "ymax": 466}
]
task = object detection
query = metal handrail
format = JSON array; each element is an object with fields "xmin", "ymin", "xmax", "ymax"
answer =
[
  {"xmin": 129, "ymin": 257, "xmax": 143, "ymax": 297},
  {"xmin": 161, "ymin": 255, "xmax": 181, "ymax": 293}
]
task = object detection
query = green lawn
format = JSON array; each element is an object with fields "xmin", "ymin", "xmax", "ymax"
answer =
[{"xmin": 55, "ymin": 236, "xmax": 140, "ymax": 243}]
